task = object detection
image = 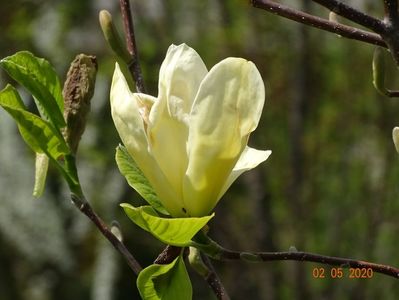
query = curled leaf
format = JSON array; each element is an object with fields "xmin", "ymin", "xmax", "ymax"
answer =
[
  {"xmin": 116, "ymin": 145, "xmax": 168, "ymax": 215},
  {"xmin": 137, "ymin": 255, "xmax": 192, "ymax": 300},
  {"xmin": 121, "ymin": 204, "xmax": 213, "ymax": 246},
  {"xmin": 33, "ymin": 153, "xmax": 49, "ymax": 197}
]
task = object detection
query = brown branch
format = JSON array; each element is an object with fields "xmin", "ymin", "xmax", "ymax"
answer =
[
  {"xmin": 311, "ymin": 0, "xmax": 386, "ymax": 34},
  {"xmin": 71, "ymin": 194, "xmax": 142, "ymax": 275},
  {"xmin": 201, "ymin": 254, "xmax": 231, "ymax": 300},
  {"xmin": 204, "ymin": 243, "xmax": 399, "ymax": 279},
  {"xmin": 251, "ymin": 0, "xmax": 386, "ymax": 47},
  {"xmin": 154, "ymin": 245, "xmax": 183, "ymax": 264},
  {"xmin": 385, "ymin": 89, "xmax": 399, "ymax": 97},
  {"xmin": 118, "ymin": 0, "xmax": 146, "ymax": 93},
  {"xmin": 193, "ymin": 231, "xmax": 399, "ymax": 279},
  {"xmin": 384, "ymin": 0, "xmax": 399, "ymax": 25}
]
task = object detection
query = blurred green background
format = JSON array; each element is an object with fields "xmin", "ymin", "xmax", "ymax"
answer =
[{"xmin": 1, "ymin": 0, "xmax": 399, "ymax": 299}]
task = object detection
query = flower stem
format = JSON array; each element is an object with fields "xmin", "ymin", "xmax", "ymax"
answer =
[{"xmin": 63, "ymin": 154, "xmax": 142, "ymax": 275}]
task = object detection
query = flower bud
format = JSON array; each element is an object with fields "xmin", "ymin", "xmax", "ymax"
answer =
[
  {"xmin": 392, "ymin": 127, "xmax": 399, "ymax": 154},
  {"xmin": 99, "ymin": 10, "xmax": 131, "ymax": 63},
  {"xmin": 62, "ymin": 54, "xmax": 97, "ymax": 154}
]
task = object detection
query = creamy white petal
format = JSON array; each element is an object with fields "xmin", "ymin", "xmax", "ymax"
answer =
[
  {"xmin": 155, "ymin": 43, "xmax": 208, "ymax": 123},
  {"xmin": 183, "ymin": 58, "xmax": 265, "ymax": 216},
  {"xmin": 111, "ymin": 64, "xmax": 150, "ymax": 156},
  {"xmin": 147, "ymin": 44, "xmax": 208, "ymax": 209},
  {"xmin": 218, "ymin": 147, "xmax": 271, "ymax": 199},
  {"xmin": 110, "ymin": 63, "xmax": 183, "ymax": 216}
]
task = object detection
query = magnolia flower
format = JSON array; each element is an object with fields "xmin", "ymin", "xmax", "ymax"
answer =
[{"xmin": 111, "ymin": 44, "xmax": 271, "ymax": 217}]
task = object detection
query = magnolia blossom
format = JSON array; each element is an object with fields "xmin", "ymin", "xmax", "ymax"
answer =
[{"xmin": 111, "ymin": 44, "xmax": 271, "ymax": 217}]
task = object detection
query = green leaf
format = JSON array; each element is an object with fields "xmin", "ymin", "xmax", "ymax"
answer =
[
  {"xmin": 0, "ymin": 83, "xmax": 26, "ymax": 109},
  {"xmin": 33, "ymin": 153, "xmax": 49, "ymax": 197},
  {"xmin": 0, "ymin": 85, "xmax": 69, "ymax": 159},
  {"xmin": 116, "ymin": 145, "xmax": 169, "ymax": 215},
  {"xmin": 0, "ymin": 51, "xmax": 65, "ymax": 128},
  {"xmin": 121, "ymin": 204, "xmax": 213, "ymax": 246},
  {"xmin": 137, "ymin": 255, "xmax": 192, "ymax": 300}
]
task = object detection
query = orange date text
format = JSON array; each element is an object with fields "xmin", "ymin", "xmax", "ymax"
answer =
[{"xmin": 312, "ymin": 267, "xmax": 373, "ymax": 279}]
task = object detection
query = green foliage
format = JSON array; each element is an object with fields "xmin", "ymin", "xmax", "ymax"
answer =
[
  {"xmin": 116, "ymin": 145, "xmax": 169, "ymax": 215},
  {"xmin": 0, "ymin": 85, "xmax": 69, "ymax": 159},
  {"xmin": 121, "ymin": 204, "xmax": 213, "ymax": 247},
  {"xmin": 137, "ymin": 255, "xmax": 192, "ymax": 300},
  {"xmin": 0, "ymin": 51, "xmax": 65, "ymax": 128},
  {"xmin": 0, "ymin": 51, "xmax": 80, "ymax": 198}
]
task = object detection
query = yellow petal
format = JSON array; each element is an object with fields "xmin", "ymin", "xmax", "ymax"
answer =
[
  {"xmin": 157, "ymin": 44, "xmax": 208, "ymax": 122},
  {"xmin": 110, "ymin": 63, "xmax": 183, "ymax": 216},
  {"xmin": 183, "ymin": 58, "xmax": 265, "ymax": 216},
  {"xmin": 147, "ymin": 44, "xmax": 208, "ymax": 211},
  {"xmin": 218, "ymin": 147, "xmax": 271, "ymax": 199}
]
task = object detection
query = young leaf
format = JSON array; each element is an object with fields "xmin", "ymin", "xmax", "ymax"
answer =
[
  {"xmin": 33, "ymin": 153, "xmax": 49, "ymax": 197},
  {"xmin": 137, "ymin": 255, "xmax": 192, "ymax": 300},
  {"xmin": 120, "ymin": 204, "xmax": 213, "ymax": 246},
  {"xmin": 116, "ymin": 145, "xmax": 168, "ymax": 215},
  {"xmin": 0, "ymin": 51, "xmax": 65, "ymax": 128},
  {"xmin": 0, "ymin": 84, "xmax": 26, "ymax": 109},
  {"xmin": 0, "ymin": 85, "xmax": 69, "ymax": 159}
]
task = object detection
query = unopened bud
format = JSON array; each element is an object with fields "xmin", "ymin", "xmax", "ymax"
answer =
[
  {"xmin": 33, "ymin": 153, "xmax": 49, "ymax": 197},
  {"xmin": 329, "ymin": 11, "xmax": 339, "ymax": 23},
  {"xmin": 62, "ymin": 54, "xmax": 97, "ymax": 154},
  {"xmin": 393, "ymin": 127, "xmax": 399, "ymax": 154},
  {"xmin": 111, "ymin": 221, "xmax": 123, "ymax": 242},
  {"xmin": 99, "ymin": 10, "xmax": 131, "ymax": 63}
]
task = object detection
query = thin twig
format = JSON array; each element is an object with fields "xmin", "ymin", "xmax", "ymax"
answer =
[
  {"xmin": 251, "ymin": 0, "xmax": 386, "ymax": 47},
  {"xmin": 204, "ymin": 242, "xmax": 399, "ymax": 279},
  {"xmin": 193, "ymin": 231, "xmax": 399, "ymax": 279},
  {"xmin": 385, "ymin": 89, "xmax": 399, "ymax": 97},
  {"xmin": 118, "ymin": 0, "xmax": 146, "ymax": 93},
  {"xmin": 154, "ymin": 245, "xmax": 183, "ymax": 264},
  {"xmin": 201, "ymin": 254, "xmax": 231, "ymax": 300},
  {"xmin": 71, "ymin": 194, "xmax": 142, "ymax": 275},
  {"xmin": 384, "ymin": 0, "xmax": 399, "ymax": 26},
  {"xmin": 311, "ymin": 0, "xmax": 386, "ymax": 34}
]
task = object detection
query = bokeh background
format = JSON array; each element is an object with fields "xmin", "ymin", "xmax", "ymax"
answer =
[{"xmin": 1, "ymin": 0, "xmax": 399, "ymax": 299}]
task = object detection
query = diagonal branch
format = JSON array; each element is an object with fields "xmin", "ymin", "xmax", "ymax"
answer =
[
  {"xmin": 201, "ymin": 254, "xmax": 231, "ymax": 300},
  {"xmin": 71, "ymin": 194, "xmax": 142, "ymax": 275},
  {"xmin": 311, "ymin": 0, "xmax": 386, "ymax": 34},
  {"xmin": 154, "ymin": 245, "xmax": 183, "ymax": 264},
  {"xmin": 251, "ymin": 0, "xmax": 386, "ymax": 47},
  {"xmin": 119, "ymin": 0, "xmax": 146, "ymax": 93}
]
